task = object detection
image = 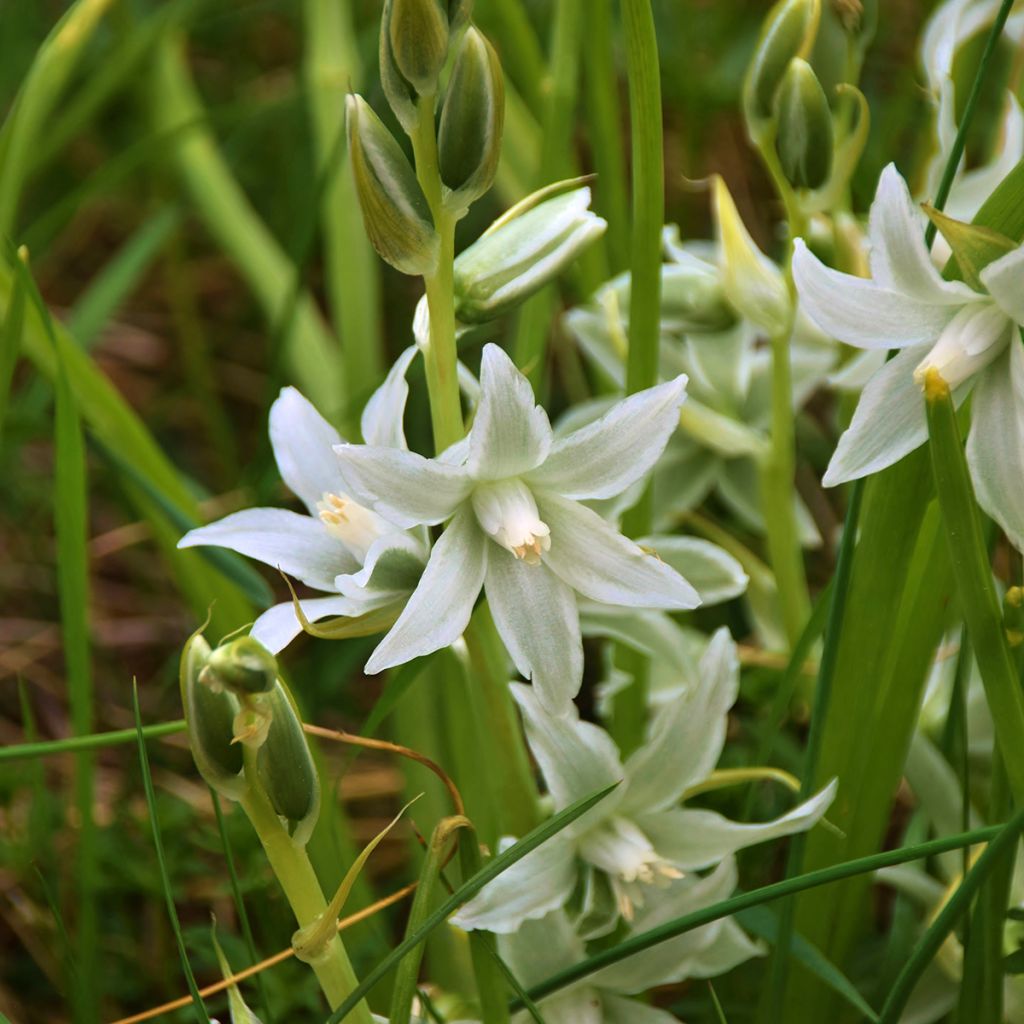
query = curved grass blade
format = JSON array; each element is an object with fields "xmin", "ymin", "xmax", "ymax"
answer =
[
  {"xmin": 0, "ymin": 720, "xmax": 185, "ymax": 763},
  {"xmin": 0, "ymin": 247, "xmax": 25, "ymax": 444}
]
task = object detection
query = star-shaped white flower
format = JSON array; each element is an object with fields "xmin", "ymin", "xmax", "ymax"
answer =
[
  {"xmin": 178, "ymin": 350, "xmax": 429, "ymax": 652},
  {"xmin": 794, "ymin": 163, "xmax": 1024, "ymax": 549},
  {"xmin": 334, "ymin": 343, "xmax": 700, "ymax": 712},
  {"xmin": 451, "ymin": 629, "xmax": 837, "ymax": 934}
]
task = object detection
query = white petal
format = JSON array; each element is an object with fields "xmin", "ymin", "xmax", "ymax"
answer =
[
  {"xmin": 685, "ymin": 919, "xmax": 765, "ymax": 979},
  {"xmin": 638, "ymin": 536, "xmax": 747, "ymax": 605},
  {"xmin": 364, "ymin": 506, "xmax": 486, "ymax": 673},
  {"xmin": 622, "ymin": 628, "xmax": 739, "ymax": 813},
  {"xmin": 250, "ymin": 596, "xmax": 363, "ymax": 653},
  {"xmin": 334, "ymin": 444, "xmax": 472, "ymax": 528},
  {"xmin": 601, "ymin": 995, "xmax": 681, "ymax": 1024},
  {"xmin": 525, "ymin": 376, "xmax": 688, "ymax": 500},
  {"xmin": 868, "ymin": 163, "xmax": 978, "ymax": 305},
  {"xmin": 485, "ymin": 549, "xmax": 584, "ymax": 712},
  {"xmin": 451, "ymin": 834, "xmax": 577, "ymax": 934},
  {"xmin": 178, "ymin": 508, "xmax": 358, "ymax": 590},
  {"xmin": 511, "ymin": 683, "xmax": 624, "ymax": 821},
  {"xmin": 269, "ymin": 387, "xmax": 346, "ymax": 515},
  {"xmin": 980, "ymin": 244, "xmax": 1024, "ymax": 324},
  {"xmin": 360, "ymin": 346, "xmax": 418, "ymax": 449},
  {"xmin": 822, "ymin": 345, "xmax": 932, "ymax": 486},
  {"xmin": 333, "ymin": 531, "xmax": 427, "ymax": 599},
  {"xmin": 467, "ymin": 344, "xmax": 552, "ymax": 479},
  {"xmin": 497, "ymin": 910, "xmax": 585, "ymax": 988},
  {"xmin": 537, "ymin": 492, "xmax": 700, "ymax": 610},
  {"xmin": 793, "ymin": 239, "xmax": 957, "ymax": 350},
  {"xmin": 967, "ymin": 345, "xmax": 1024, "ymax": 551},
  {"xmin": 638, "ymin": 779, "xmax": 838, "ymax": 871}
]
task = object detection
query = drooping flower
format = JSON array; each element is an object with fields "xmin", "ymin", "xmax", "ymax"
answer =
[
  {"xmin": 452, "ymin": 629, "xmax": 837, "ymax": 934},
  {"xmin": 178, "ymin": 349, "xmax": 429, "ymax": 653},
  {"xmin": 333, "ymin": 343, "xmax": 699, "ymax": 712},
  {"xmin": 794, "ymin": 163, "xmax": 1024, "ymax": 549}
]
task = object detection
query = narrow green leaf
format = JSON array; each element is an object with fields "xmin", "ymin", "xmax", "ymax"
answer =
[
  {"xmin": 327, "ymin": 782, "xmax": 620, "ymax": 1023},
  {"xmin": 211, "ymin": 925, "xmax": 264, "ymax": 1024},
  {"xmin": 132, "ymin": 681, "xmax": 212, "ymax": 1024},
  {"xmin": 0, "ymin": 720, "xmax": 185, "ymax": 763},
  {"xmin": 708, "ymin": 982, "xmax": 729, "ymax": 1024},
  {"xmin": 0, "ymin": 248, "xmax": 26, "ymax": 445}
]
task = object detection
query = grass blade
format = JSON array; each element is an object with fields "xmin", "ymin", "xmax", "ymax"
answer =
[
  {"xmin": 0, "ymin": 720, "xmax": 185, "ymax": 762},
  {"xmin": 0, "ymin": 246, "xmax": 26, "ymax": 444}
]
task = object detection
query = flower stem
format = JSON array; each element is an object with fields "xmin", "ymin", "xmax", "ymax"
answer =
[
  {"xmin": 239, "ymin": 750, "xmax": 372, "ymax": 1020},
  {"xmin": 925, "ymin": 372, "xmax": 1024, "ymax": 803}
]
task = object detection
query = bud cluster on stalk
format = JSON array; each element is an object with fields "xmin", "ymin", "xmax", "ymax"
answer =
[
  {"xmin": 180, "ymin": 630, "xmax": 321, "ymax": 845},
  {"xmin": 348, "ymin": 0, "xmax": 505, "ymax": 275}
]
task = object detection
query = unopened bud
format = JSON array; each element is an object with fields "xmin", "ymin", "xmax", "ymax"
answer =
[
  {"xmin": 712, "ymin": 175, "xmax": 790, "ymax": 336},
  {"xmin": 744, "ymin": 0, "xmax": 820, "ymax": 132},
  {"xmin": 347, "ymin": 94, "xmax": 439, "ymax": 276},
  {"xmin": 180, "ymin": 632, "xmax": 246, "ymax": 801},
  {"xmin": 256, "ymin": 681, "xmax": 320, "ymax": 846},
  {"xmin": 200, "ymin": 636, "xmax": 277, "ymax": 696},
  {"xmin": 775, "ymin": 58, "xmax": 833, "ymax": 190},
  {"xmin": 386, "ymin": 0, "xmax": 449, "ymax": 97},
  {"xmin": 453, "ymin": 185, "xmax": 607, "ymax": 323},
  {"xmin": 438, "ymin": 27, "xmax": 504, "ymax": 214}
]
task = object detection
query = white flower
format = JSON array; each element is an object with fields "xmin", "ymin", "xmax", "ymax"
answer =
[
  {"xmin": 178, "ymin": 349, "xmax": 429, "ymax": 652},
  {"xmin": 452, "ymin": 629, "xmax": 837, "ymax": 934},
  {"xmin": 794, "ymin": 163, "xmax": 1024, "ymax": 549},
  {"xmin": 334, "ymin": 343, "xmax": 699, "ymax": 712}
]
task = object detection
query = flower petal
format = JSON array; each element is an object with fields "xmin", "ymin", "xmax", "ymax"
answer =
[
  {"xmin": 485, "ymin": 548, "xmax": 584, "ymax": 712},
  {"xmin": 511, "ymin": 682, "xmax": 625, "ymax": 818},
  {"xmin": 526, "ymin": 376, "xmax": 688, "ymax": 500},
  {"xmin": 497, "ymin": 910, "xmax": 585, "ymax": 989},
  {"xmin": 467, "ymin": 343, "xmax": 552, "ymax": 479},
  {"xmin": 451, "ymin": 833, "xmax": 577, "ymax": 934},
  {"xmin": 360, "ymin": 346, "xmax": 418, "ymax": 449},
  {"xmin": 638, "ymin": 778, "xmax": 838, "ymax": 871},
  {"xmin": 685, "ymin": 919, "xmax": 764, "ymax": 979},
  {"xmin": 868, "ymin": 163, "xmax": 978, "ymax": 305},
  {"xmin": 269, "ymin": 387, "xmax": 346, "ymax": 514},
  {"xmin": 638, "ymin": 536, "xmax": 748, "ymax": 605},
  {"xmin": 601, "ymin": 996, "xmax": 682, "ymax": 1024},
  {"xmin": 178, "ymin": 508, "xmax": 358, "ymax": 590},
  {"xmin": 980, "ymin": 243, "xmax": 1024, "ymax": 324},
  {"xmin": 334, "ymin": 531, "xmax": 428, "ymax": 598},
  {"xmin": 364, "ymin": 506, "xmax": 486, "ymax": 673},
  {"xmin": 537, "ymin": 492, "xmax": 700, "ymax": 610},
  {"xmin": 793, "ymin": 239, "xmax": 956, "ymax": 350},
  {"xmin": 966, "ymin": 344, "xmax": 1024, "ymax": 551},
  {"xmin": 621, "ymin": 628, "xmax": 740, "ymax": 813},
  {"xmin": 334, "ymin": 444, "xmax": 472, "ymax": 527},
  {"xmin": 822, "ymin": 345, "xmax": 933, "ymax": 486},
  {"xmin": 250, "ymin": 596, "xmax": 363, "ymax": 653}
]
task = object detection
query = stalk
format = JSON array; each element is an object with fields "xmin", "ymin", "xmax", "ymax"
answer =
[{"xmin": 240, "ymin": 748, "xmax": 372, "ymax": 1021}]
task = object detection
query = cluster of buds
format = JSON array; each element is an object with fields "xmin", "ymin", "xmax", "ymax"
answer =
[
  {"xmin": 180, "ymin": 630, "xmax": 321, "ymax": 845},
  {"xmin": 348, "ymin": 0, "xmax": 504, "ymax": 276}
]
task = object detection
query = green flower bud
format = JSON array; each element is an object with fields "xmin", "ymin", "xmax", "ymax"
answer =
[
  {"xmin": 200, "ymin": 636, "xmax": 277, "ymax": 696},
  {"xmin": 438, "ymin": 27, "xmax": 504, "ymax": 214},
  {"xmin": 379, "ymin": 0, "xmax": 419, "ymax": 134},
  {"xmin": 347, "ymin": 94, "xmax": 439, "ymax": 277},
  {"xmin": 775, "ymin": 58, "xmax": 833, "ymax": 190},
  {"xmin": 386, "ymin": 0, "xmax": 449, "ymax": 98},
  {"xmin": 744, "ymin": 0, "xmax": 820, "ymax": 132},
  {"xmin": 453, "ymin": 185, "xmax": 607, "ymax": 323},
  {"xmin": 256, "ymin": 681, "xmax": 320, "ymax": 846},
  {"xmin": 180, "ymin": 632, "xmax": 246, "ymax": 801}
]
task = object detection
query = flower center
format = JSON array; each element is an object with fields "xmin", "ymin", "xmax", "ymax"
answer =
[
  {"xmin": 317, "ymin": 492, "xmax": 389, "ymax": 562},
  {"xmin": 470, "ymin": 479, "xmax": 551, "ymax": 564},
  {"xmin": 913, "ymin": 301, "xmax": 1011, "ymax": 390}
]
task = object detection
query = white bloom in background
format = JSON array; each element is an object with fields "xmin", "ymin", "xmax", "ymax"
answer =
[
  {"xmin": 334, "ymin": 343, "xmax": 699, "ymax": 712},
  {"xmin": 453, "ymin": 629, "xmax": 837, "ymax": 934},
  {"xmin": 179, "ymin": 350, "xmax": 429, "ymax": 652},
  {"xmin": 794, "ymin": 164, "xmax": 1024, "ymax": 549}
]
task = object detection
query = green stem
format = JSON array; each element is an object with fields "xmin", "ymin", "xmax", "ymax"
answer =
[
  {"xmin": 239, "ymin": 749, "xmax": 372, "ymax": 1021},
  {"xmin": 612, "ymin": 0, "xmax": 664, "ymax": 754},
  {"xmin": 925, "ymin": 375, "xmax": 1024, "ymax": 803}
]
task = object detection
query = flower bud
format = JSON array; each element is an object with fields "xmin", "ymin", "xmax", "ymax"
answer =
[
  {"xmin": 179, "ymin": 632, "xmax": 247, "ymax": 801},
  {"xmin": 199, "ymin": 636, "xmax": 277, "ymax": 696},
  {"xmin": 255, "ymin": 681, "xmax": 320, "ymax": 845},
  {"xmin": 712, "ymin": 175, "xmax": 790, "ymax": 336},
  {"xmin": 775, "ymin": 58, "xmax": 833, "ymax": 190},
  {"xmin": 347, "ymin": 94, "xmax": 439, "ymax": 277},
  {"xmin": 744, "ymin": 0, "xmax": 820, "ymax": 132},
  {"xmin": 386, "ymin": 0, "xmax": 449, "ymax": 98},
  {"xmin": 438, "ymin": 27, "xmax": 504, "ymax": 214},
  {"xmin": 453, "ymin": 186, "xmax": 607, "ymax": 323}
]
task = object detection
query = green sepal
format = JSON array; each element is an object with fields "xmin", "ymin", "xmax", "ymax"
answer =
[{"xmin": 923, "ymin": 205, "xmax": 1015, "ymax": 291}]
